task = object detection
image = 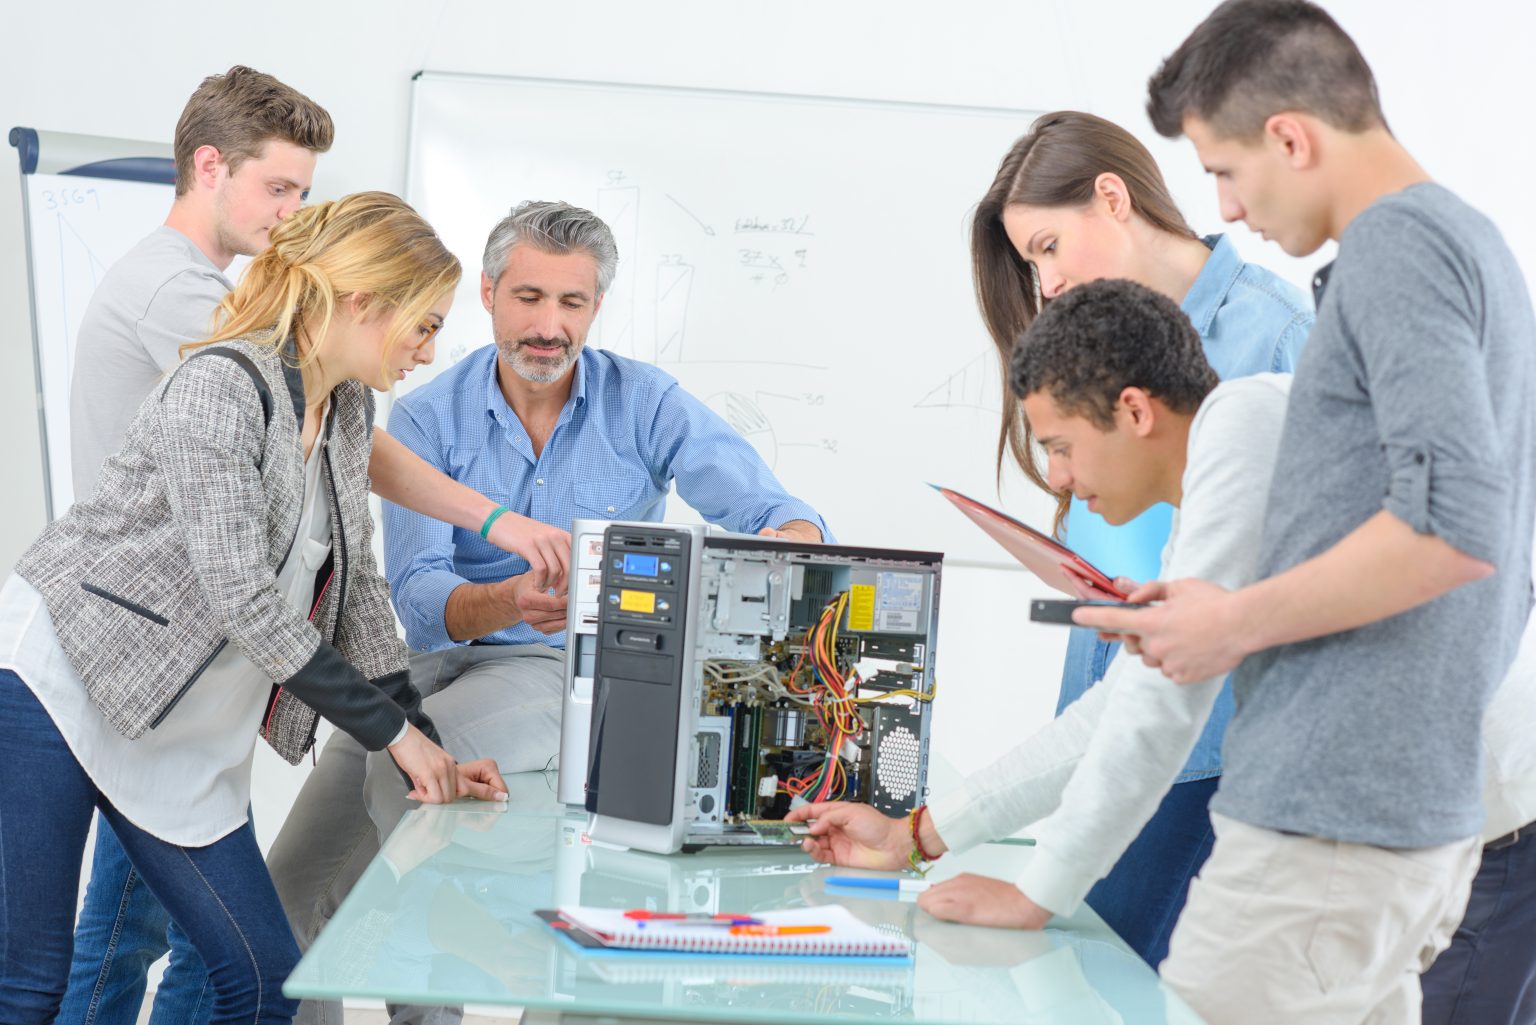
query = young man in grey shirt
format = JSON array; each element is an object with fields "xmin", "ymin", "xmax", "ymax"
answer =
[
  {"xmin": 1079, "ymin": 3, "xmax": 1536, "ymax": 1024},
  {"xmin": 61, "ymin": 65, "xmax": 334, "ymax": 1025}
]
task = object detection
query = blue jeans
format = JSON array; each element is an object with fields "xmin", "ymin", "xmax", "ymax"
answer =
[
  {"xmin": 58, "ymin": 818, "xmax": 215, "ymax": 1025},
  {"xmin": 1421, "ymin": 826, "xmax": 1536, "ymax": 1025},
  {"xmin": 0, "ymin": 670, "xmax": 300, "ymax": 1024},
  {"xmin": 1085, "ymin": 775, "xmax": 1219, "ymax": 969},
  {"xmin": 1059, "ymin": 628, "xmax": 1233, "ymax": 781}
]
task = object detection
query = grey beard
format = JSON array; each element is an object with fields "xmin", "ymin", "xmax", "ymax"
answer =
[{"xmin": 499, "ymin": 339, "xmax": 576, "ymax": 383}]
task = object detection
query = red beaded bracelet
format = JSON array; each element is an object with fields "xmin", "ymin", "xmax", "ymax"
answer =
[{"xmin": 909, "ymin": 804, "xmax": 942, "ymax": 868}]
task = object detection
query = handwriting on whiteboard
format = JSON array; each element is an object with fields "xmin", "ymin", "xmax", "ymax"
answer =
[
  {"xmin": 41, "ymin": 187, "xmax": 101, "ymax": 212},
  {"xmin": 734, "ymin": 215, "xmax": 814, "ymax": 236}
]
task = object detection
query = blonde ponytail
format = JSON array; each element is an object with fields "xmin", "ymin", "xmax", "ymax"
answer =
[{"xmin": 186, "ymin": 192, "xmax": 460, "ymax": 370}]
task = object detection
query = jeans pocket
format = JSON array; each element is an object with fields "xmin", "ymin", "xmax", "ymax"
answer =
[{"xmin": 1303, "ymin": 842, "xmax": 1452, "ymax": 994}]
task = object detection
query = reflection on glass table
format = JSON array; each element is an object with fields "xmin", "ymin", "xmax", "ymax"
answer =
[{"xmin": 285, "ymin": 771, "xmax": 1206, "ymax": 1025}]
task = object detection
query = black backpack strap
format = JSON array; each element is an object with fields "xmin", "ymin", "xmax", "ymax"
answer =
[{"xmin": 163, "ymin": 347, "xmax": 273, "ymax": 428}]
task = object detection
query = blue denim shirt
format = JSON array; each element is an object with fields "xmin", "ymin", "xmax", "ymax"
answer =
[
  {"xmin": 384, "ymin": 344, "xmax": 829, "ymax": 652},
  {"xmin": 1057, "ymin": 235, "xmax": 1313, "ymax": 782}
]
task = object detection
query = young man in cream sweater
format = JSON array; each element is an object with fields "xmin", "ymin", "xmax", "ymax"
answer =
[{"xmin": 791, "ymin": 276, "xmax": 1290, "ymax": 925}]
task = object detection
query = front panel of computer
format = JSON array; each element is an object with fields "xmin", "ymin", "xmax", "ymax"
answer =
[{"xmin": 584, "ymin": 523, "xmax": 710, "ymax": 852}]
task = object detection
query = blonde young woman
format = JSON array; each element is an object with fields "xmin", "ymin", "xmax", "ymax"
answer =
[{"xmin": 0, "ymin": 192, "xmax": 504, "ymax": 1025}]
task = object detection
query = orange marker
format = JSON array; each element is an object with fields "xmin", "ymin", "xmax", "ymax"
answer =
[{"xmin": 729, "ymin": 924, "xmax": 831, "ymax": 936}]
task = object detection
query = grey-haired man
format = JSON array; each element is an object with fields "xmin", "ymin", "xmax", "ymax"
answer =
[{"xmin": 269, "ymin": 200, "xmax": 829, "ymax": 1025}]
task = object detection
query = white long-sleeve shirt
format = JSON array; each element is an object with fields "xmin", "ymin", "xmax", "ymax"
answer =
[
  {"xmin": 1483, "ymin": 604, "xmax": 1536, "ymax": 840},
  {"xmin": 930, "ymin": 373, "xmax": 1536, "ymax": 915},
  {"xmin": 928, "ymin": 375, "xmax": 1292, "ymax": 915}
]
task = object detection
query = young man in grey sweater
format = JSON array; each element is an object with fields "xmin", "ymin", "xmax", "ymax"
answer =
[
  {"xmin": 792, "ymin": 278, "xmax": 1294, "ymax": 926},
  {"xmin": 1079, "ymin": 3, "xmax": 1536, "ymax": 1023}
]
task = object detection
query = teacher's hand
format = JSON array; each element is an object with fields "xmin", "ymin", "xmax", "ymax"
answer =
[
  {"xmin": 758, "ymin": 520, "xmax": 823, "ymax": 543},
  {"xmin": 503, "ymin": 572, "xmax": 569, "ymax": 634}
]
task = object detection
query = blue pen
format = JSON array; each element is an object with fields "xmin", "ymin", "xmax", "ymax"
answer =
[{"xmin": 825, "ymin": 876, "xmax": 931, "ymax": 893}]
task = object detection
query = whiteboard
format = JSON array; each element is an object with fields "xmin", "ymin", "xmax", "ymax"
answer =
[
  {"xmin": 20, "ymin": 172, "xmax": 175, "ymax": 515},
  {"xmin": 405, "ymin": 73, "xmax": 1055, "ymax": 566}
]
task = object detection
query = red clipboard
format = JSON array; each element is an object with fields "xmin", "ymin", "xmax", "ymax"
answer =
[{"xmin": 931, "ymin": 484, "xmax": 1128, "ymax": 600}]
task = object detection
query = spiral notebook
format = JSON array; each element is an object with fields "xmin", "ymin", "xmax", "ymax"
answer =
[
  {"xmin": 542, "ymin": 905, "xmax": 911, "ymax": 958},
  {"xmin": 587, "ymin": 953, "xmax": 914, "ymax": 986}
]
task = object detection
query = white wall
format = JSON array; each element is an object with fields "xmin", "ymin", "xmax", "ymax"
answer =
[{"xmin": 2, "ymin": 0, "xmax": 1533, "ymax": 844}]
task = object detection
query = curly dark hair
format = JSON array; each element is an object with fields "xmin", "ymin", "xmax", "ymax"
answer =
[{"xmin": 1009, "ymin": 278, "xmax": 1218, "ymax": 430}]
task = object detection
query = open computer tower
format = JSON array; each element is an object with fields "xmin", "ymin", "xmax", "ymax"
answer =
[{"xmin": 556, "ymin": 519, "xmax": 941, "ymax": 854}]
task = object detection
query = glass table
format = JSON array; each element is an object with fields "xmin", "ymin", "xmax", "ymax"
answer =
[{"xmin": 285, "ymin": 770, "xmax": 1206, "ymax": 1024}]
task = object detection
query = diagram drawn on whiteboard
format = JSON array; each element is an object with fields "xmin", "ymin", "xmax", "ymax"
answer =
[
  {"xmin": 915, "ymin": 350, "xmax": 1002, "ymax": 412},
  {"xmin": 654, "ymin": 254, "xmax": 693, "ymax": 363},
  {"xmin": 703, "ymin": 390, "xmax": 839, "ymax": 471},
  {"xmin": 705, "ymin": 391, "xmax": 777, "ymax": 469},
  {"xmin": 580, "ymin": 172, "xmax": 830, "ymax": 370},
  {"xmin": 52, "ymin": 211, "xmax": 112, "ymax": 396},
  {"xmin": 594, "ymin": 181, "xmax": 639, "ymax": 359}
]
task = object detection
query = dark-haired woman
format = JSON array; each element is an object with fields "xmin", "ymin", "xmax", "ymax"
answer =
[
  {"xmin": 782, "ymin": 112, "xmax": 1313, "ymax": 969},
  {"xmin": 961, "ymin": 110, "xmax": 1312, "ymax": 965}
]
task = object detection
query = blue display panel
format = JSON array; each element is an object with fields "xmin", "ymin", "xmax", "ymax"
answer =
[{"xmin": 623, "ymin": 553, "xmax": 659, "ymax": 577}]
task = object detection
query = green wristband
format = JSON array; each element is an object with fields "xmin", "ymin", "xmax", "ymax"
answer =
[{"xmin": 480, "ymin": 504, "xmax": 511, "ymax": 540}]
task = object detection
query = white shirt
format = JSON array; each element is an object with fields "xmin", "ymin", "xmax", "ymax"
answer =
[
  {"xmin": 0, "ymin": 421, "xmax": 332, "ymax": 847},
  {"xmin": 1483, "ymin": 605, "xmax": 1536, "ymax": 840},
  {"xmin": 928, "ymin": 375, "xmax": 1292, "ymax": 915},
  {"xmin": 929, "ymin": 374, "xmax": 1536, "ymax": 916}
]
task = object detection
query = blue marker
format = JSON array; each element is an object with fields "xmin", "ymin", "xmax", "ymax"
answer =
[{"xmin": 825, "ymin": 876, "xmax": 931, "ymax": 893}]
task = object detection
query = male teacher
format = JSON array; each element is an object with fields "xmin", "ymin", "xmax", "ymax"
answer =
[{"xmin": 270, "ymin": 200, "xmax": 829, "ymax": 1025}]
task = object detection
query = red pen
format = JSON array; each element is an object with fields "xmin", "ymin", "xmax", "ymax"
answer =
[{"xmin": 623, "ymin": 909, "xmax": 762, "ymax": 925}]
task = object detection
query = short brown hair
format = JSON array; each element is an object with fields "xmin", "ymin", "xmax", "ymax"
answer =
[
  {"xmin": 971, "ymin": 111, "xmax": 1196, "ymax": 532},
  {"xmin": 1147, "ymin": 0, "xmax": 1385, "ymax": 142},
  {"xmin": 172, "ymin": 66, "xmax": 334, "ymax": 196}
]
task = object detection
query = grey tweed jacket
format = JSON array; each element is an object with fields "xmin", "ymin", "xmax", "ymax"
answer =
[{"xmin": 17, "ymin": 338, "xmax": 436, "ymax": 764}]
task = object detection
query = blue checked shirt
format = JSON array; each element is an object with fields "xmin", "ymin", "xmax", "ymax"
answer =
[{"xmin": 384, "ymin": 344, "xmax": 830, "ymax": 651}]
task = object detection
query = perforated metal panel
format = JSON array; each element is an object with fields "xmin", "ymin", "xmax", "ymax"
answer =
[
  {"xmin": 688, "ymin": 716, "xmax": 731, "ymax": 824},
  {"xmin": 870, "ymin": 704, "xmax": 926, "ymax": 814},
  {"xmin": 695, "ymin": 731, "xmax": 721, "ymax": 788},
  {"xmin": 876, "ymin": 727, "xmax": 920, "ymax": 801}
]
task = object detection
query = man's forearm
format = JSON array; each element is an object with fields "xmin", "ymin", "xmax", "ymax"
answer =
[
  {"xmin": 369, "ymin": 428, "xmax": 498, "ymax": 533},
  {"xmin": 443, "ymin": 580, "xmax": 523, "ymax": 642},
  {"xmin": 1233, "ymin": 510, "xmax": 1495, "ymax": 656}
]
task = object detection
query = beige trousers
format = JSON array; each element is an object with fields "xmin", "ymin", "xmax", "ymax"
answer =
[{"xmin": 1162, "ymin": 813, "xmax": 1480, "ymax": 1025}]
